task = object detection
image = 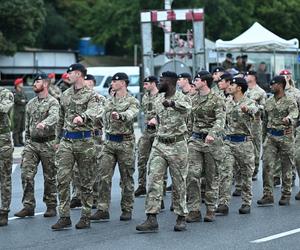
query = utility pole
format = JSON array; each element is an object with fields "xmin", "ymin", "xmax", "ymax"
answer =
[{"xmin": 164, "ymin": 0, "xmax": 173, "ymax": 54}]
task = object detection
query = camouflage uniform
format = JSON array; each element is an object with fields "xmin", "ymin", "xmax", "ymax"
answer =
[
  {"xmin": 0, "ymin": 88, "xmax": 14, "ymax": 213},
  {"xmin": 49, "ymin": 84, "xmax": 62, "ymax": 102},
  {"xmin": 262, "ymin": 94, "xmax": 298, "ymax": 198},
  {"xmin": 274, "ymin": 86, "xmax": 300, "ymax": 182},
  {"xmin": 224, "ymin": 96, "xmax": 258, "ymax": 206},
  {"xmin": 56, "ymin": 86, "xmax": 100, "ymax": 218},
  {"xmin": 245, "ymin": 85, "xmax": 267, "ymax": 176},
  {"xmin": 145, "ymin": 91, "xmax": 191, "ymax": 216},
  {"xmin": 97, "ymin": 94, "xmax": 139, "ymax": 213},
  {"xmin": 137, "ymin": 91, "xmax": 159, "ymax": 189},
  {"xmin": 20, "ymin": 95, "xmax": 59, "ymax": 210},
  {"xmin": 12, "ymin": 88, "xmax": 28, "ymax": 145},
  {"xmin": 187, "ymin": 91, "xmax": 225, "ymax": 212}
]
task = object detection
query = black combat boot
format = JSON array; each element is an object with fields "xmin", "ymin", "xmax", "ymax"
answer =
[
  {"xmin": 51, "ymin": 217, "xmax": 72, "ymax": 230},
  {"xmin": 44, "ymin": 207, "xmax": 57, "ymax": 217},
  {"xmin": 232, "ymin": 189, "xmax": 241, "ymax": 196},
  {"xmin": 279, "ymin": 196, "xmax": 290, "ymax": 206},
  {"xmin": 174, "ymin": 215, "xmax": 187, "ymax": 231},
  {"xmin": 215, "ymin": 204, "xmax": 229, "ymax": 215},
  {"xmin": 134, "ymin": 186, "xmax": 146, "ymax": 197},
  {"xmin": 295, "ymin": 191, "xmax": 300, "ymax": 200},
  {"xmin": 14, "ymin": 207, "xmax": 34, "ymax": 218},
  {"xmin": 70, "ymin": 197, "xmax": 82, "ymax": 209},
  {"xmin": 257, "ymin": 195, "xmax": 274, "ymax": 206},
  {"xmin": 239, "ymin": 204, "xmax": 251, "ymax": 214},
  {"xmin": 186, "ymin": 211, "xmax": 202, "ymax": 223},
  {"xmin": 0, "ymin": 210, "xmax": 8, "ymax": 226},
  {"xmin": 120, "ymin": 211, "xmax": 132, "ymax": 221},
  {"xmin": 204, "ymin": 210, "xmax": 215, "ymax": 222},
  {"xmin": 75, "ymin": 216, "xmax": 90, "ymax": 229},
  {"xmin": 90, "ymin": 210, "xmax": 110, "ymax": 221},
  {"xmin": 136, "ymin": 214, "xmax": 158, "ymax": 232}
]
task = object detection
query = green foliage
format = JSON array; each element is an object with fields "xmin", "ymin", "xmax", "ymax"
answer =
[{"xmin": 0, "ymin": 0, "xmax": 46, "ymax": 55}]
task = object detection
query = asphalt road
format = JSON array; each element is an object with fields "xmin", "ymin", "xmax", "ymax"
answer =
[{"xmin": 2, "ymin": 132, "xmax": 300, "ymax": 250}]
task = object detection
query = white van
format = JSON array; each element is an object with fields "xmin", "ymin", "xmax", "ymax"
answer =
[{"xmin": 87, "ymin": 66, "xmax": 140, "ymax": 97}]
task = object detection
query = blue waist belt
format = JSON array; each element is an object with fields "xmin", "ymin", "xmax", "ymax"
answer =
[
  {"xmin": 192, "ymin": 132, "xmax": 208, "ymax": 140},
  {"xmin": 63, "ymin": 130, "xmax": 92, "ymax": 139},
  {"xmin": 224, "ymin": 135, "xmax": 248, "ymax": 142},
  {"xmin": 267, "ymin": 128, "xmax": 284, "ymax": 136}
]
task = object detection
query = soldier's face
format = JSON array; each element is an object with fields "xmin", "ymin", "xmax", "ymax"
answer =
[
  {"xmin": 228, "ymin": 83, "xmax": 237, "ymax": 95},
  {"xmin": 246, "ymin": 75, "xmax": 256, "ymax": 87},
  {"xmin": 158, "ymin": 77, "xmax": 168, "ymax": 93},
  {"xmin": 85, "ymin": 80, "xmax": 94, "ymax": 90},
  {"xmin": 143, "ymin": 82, "xmax": 152, "ymax": 91},
  {"xmin": 218, "ymin": 79, "xmax": 228, "ymax": 90},
  {"xmin": 193, "ymin": 77, "xmax": 203, "ymax": 90},
  {"xmin": 68, "ymin": 70, "xmax": 81, "ymax": 84},
  {"xmin": 33, "ymin": 80, "xmax": 44, "ymax": 93},
  {"xmin": 213, "ymin": 72, "xmax": 222, "ymax": 81},
  {"xmin": 111, "ymin": 80, "xmax": 124, "ymax": 91},
  {"xmin": 270, "ymin": 83, "xmax": 279, "ymax": 93},
  {"xmin": 177, "ymin": 78, "xmax": 187, "ymax": 89}
]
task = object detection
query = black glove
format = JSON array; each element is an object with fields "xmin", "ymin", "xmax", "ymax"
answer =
[{"xmin": 162, "ymin": 100, "xmax": 175, "ymax": 108}]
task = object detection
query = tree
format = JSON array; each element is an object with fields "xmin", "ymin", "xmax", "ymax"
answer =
[{"xmin": 0, "ymin": 0, "xmax": 46, "ymax": 55}]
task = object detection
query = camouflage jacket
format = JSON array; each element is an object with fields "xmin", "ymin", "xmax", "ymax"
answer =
[
  {"xmin": 13, "ymin": 88, "xmax": 28, "ymax": 112},
  {"xmin": 25, "ymin": 94, "xmax": 59, "ymax": 140},
  {"xmin": 245, "ymin": 84, "xmax": 267, "ymax": 116},
  {"xmin": 49, "ymin": 84, "xmax": 62, "ymax": 101},
  {"xmin": 155, "ymin": 91, "xmax": 191, "ymax": 138},
  {"xmin": 192, "ymin": 90, "xmax": 226, "ymax": 138},
  {"xmin": 264, "ymin": 94, "xmax": 298, "ymax": 133},
  {"xmin": 57, "ymin": 86, "xmax": 100, "ymax": 137},
  {"xmin": 103, "ymin": 93, "xmax": 139, "ymax": 135},
  {"xmin": 285, "ymin": 86, "xmax": 300, "ymax": 115},
  {"xmin": 141, "ymin": 91, "xmax": 159, "ymax": 125},
  {"xmin": 0, "ymin": 87, "xmax": 14, "ymax": 131},
  {"xmin": 94, "ymin": 92, "xmax": 106, "ymax": 130},
  {"xmin": 225, "ymin": 95, "xmax": 258, "ymax": 136}
]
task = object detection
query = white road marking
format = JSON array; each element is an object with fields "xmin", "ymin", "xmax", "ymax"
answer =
[
  {"xmin": 8, "ymin": 212, "xmax": 44, "ymax": 221},
  {"xmin": 12, "ymin": 164, "xmax": 18, "ymax": 174},
  {"xmin": 251, "ymin": 228, "xmax": 300, "ymax": 243}
]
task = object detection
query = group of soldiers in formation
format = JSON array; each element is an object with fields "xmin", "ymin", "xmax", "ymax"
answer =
[{"xmin": 0, "ymin": 62, "xmax": 299, "ymax": 233}]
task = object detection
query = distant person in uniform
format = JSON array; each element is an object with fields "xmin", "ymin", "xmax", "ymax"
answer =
[
  {"xmin": 13, "ymin": 78, "xmax": 28, "ymax": 147},
  {"xmin": 257, "ymin": 62, "xmax": 270, "ymax": 92},
  {"xmin": 222, "ymin": 53, "xmax": 234, "ymax": 70}
]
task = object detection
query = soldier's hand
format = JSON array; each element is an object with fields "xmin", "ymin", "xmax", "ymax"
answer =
[
  {"xmin": 240, "ymin": 104, "xmax": 249, "ymax": 113},
  {"xmin": 282, "ymin": 117, "xmax": 290, "ymax": 125},
  {"xmin": 73, "ymin": 116, "xmax": 83, "ymax": 125},
  {"xmin": 111, "ymin": 111, "xmax": 120, "ymax": 120},
  {"xmin": 53, "ymin": 144, "xmax": 59, "ymax": 150},
  {"xmin": 205, "ymin": 135, "xmax": 215, "ymax": 144},
  {"xmin": 162, "ymin": 100, "xmax": 170, "ymax": 108},
  {"xmin": 36, "ymin": 122, "xmax": 46, "ymax": 129},
  {"xmin": 148, "ymin": 118, "xmax": 158, "ymax": 126}
]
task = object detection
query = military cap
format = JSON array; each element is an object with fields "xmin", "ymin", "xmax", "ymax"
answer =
[
  {"xmin": 14, "ymin": 78, "xmax": 23, "ymax": 86},
  {"xmin": 220, "ymin": 72, "xmax": 232, "ymax": 81},
  {"xmin": 270, "ymin": 75, "xmax": 286, "ymax": 85},
  {"xmin": 230, "ymin": 77, "xmax": 247, "ymax": 87},
  {"xmin": 246, "ymin": 70, "xmax": 257, "ymax": 76},
  {"xmin": 241, "ymin": 55, "xmax": 248, "ymax": 59},
  {"xmin": 212, "ymin": 66, "xmax": 225, "ymax": 74},
  {"xmin": 177, "ymin": 72, "xmax": 192, "ymax": 79},
  {"xmin": 48, "ymin": 73, "xmax": 55, "ymax": 79},
  {"xmin": 112, "ymin": 72, "xmax": 129, "ymax": 82},
  {"xmin": 160, "ymin": 71, "xmax": 178, "ymax": 79},
  {"xmin": 226, "ymin": 53, "xmax": 233, "ymax": 58},
  {"xmin": 279, "ymin": 69, "xmax": 292, "ymax": 75},
  {"xmin": 143, "ymin": 76, "xmax": 158, "ymax": 83},
  {"xmin": 67, "ymin": 63, "xmax": 87, "ymax": 76},
  {"xmin": 194, "ymin": 70, "xmax": 211, "ymax": 79},
  {"xmin": 85, "ymin": 74, "xmax": 96, "ymax": 81},
  {"xmin": 34, "ymin": 73, "xmax": 48, "ymax": 81}
]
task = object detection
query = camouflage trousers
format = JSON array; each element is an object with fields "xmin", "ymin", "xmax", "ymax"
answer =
[
  {"xmin": 97, "ymin": 138, "xmax": 135, "ymax": 213},
  {"xmin": 56, "ymin": 138, "xmax": 96, "ymax": 217},
  {"xmin": 262, "ymin": 134, "xmax": 294, "ymax": 197},
  {"xmin": 136, "ymin": 129, "xmax": 155, "ymax": 188},
  {"xmin": 294, "ymin": 129, "xmax": 300, "ymax": 186},
  {"xmin": 252, "ymin": 119, "xmax": 262, "ymax": 176},
  {"xmin": 145, "ymin": 139, "xmax": 188, "ymax": 216},
  {"xmin": 0, "ymin": 133, "xmax": 13, "ymax": 212},
  {"xmin": 225, "ymin": 140, "xmax": 255, "ymax": 206},
  {"xmin": 21, "ymin": 140, "xmax": 57, "ymax": 209},
  {"xmin": 72, "ymin": 137, "xmax": 104, "ymax": 202},
  {"xmin": 187, "ymin": 137, "xmax": 222, "ymax": 212},
  {"xmin": 218, "ymin": 144, "xmax": 234, "ymax": 206},
  {"xmin": 12, "ymin": 110, "xmax": 25, "ymax": 145}
]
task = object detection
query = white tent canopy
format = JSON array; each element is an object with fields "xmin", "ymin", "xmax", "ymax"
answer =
[{"xmin": 215, "ymin": 22, "xmax": 299, "ymax": 51}]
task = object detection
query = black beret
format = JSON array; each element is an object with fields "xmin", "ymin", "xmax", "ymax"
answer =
[
  {"xmin": 270, "ymin": 75, "xmax": 286, "ymax": 85},
  {"xmin": 236, "ymin": 55, "xmax": 241, "ymax": 60},
  {"xmin": 143, "ymin": 76, "xmax": 158, "ymax": 83},
  {"xmin": 194, "ymin": 70, "xmax": 211, "ymax": 79},
  {"xmin": 34, "ymin": 73, "xmax": 48, "ymax": 81},
  {"xmin": 241, "ymin": 55, "xmax": 248, "ymax": 59},
  {"xmin": 212, "ymin": 66, "xmax": 225, "ymax": 73},
  {"xmin": 226, "ymin": 53, "xmax": 232, "ymax": 58},
  {"xmin": 84, "ymin": 74, "xmax": 96, "ymax": 81},
  {"xmin": 177, "ymin": 72, "xmax": 192, "ymax": 79},
  {"xmin": 246, "ymin": 70, "xmax": 257, "ymax": 76},
  {"xmin": 220, "ymin": 72, "xmax": 232, "ymax": 81},
  {"xmin": 160, "ymin": 71, "xmax": 178, "ymax": 79},
  {"xmin": 67, "ymin": 63, "xmax": 87, "ymax": 75},
  {"xmin": 230, "ymin": 77, "xmax": 247, "ymax": 86},
  {"xmin": 112, "ymin": 72, "xmax": 129, "ymax": 82}
]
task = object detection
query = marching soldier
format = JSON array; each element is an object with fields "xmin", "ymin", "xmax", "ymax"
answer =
[
  {"xmin": 90, "ymin": 72, "xmax": 139, "ymax": 222},
  {"xmin": 14, "ymin": 74, "xmax": 59, "ymax": 219},
  {"xmin": 0, "ymin": 86, "xmax": 14, "ymax": 226}
]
